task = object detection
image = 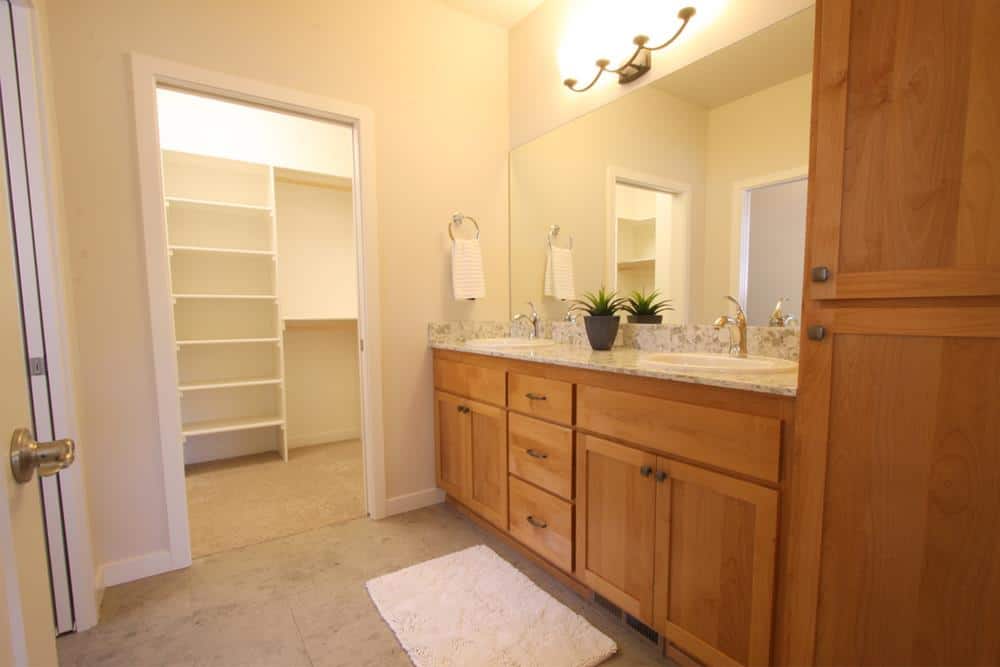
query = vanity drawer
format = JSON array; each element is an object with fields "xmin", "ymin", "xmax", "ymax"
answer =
[
  {"xmin": 434, "ymin": 358, "xmax": 506, "ymax": 407},
  {"xmin": 508, "ymin": 476, "xmax": 573, "ymax": 573},
  {"xmin": 576, "ymin": 384, "xmax": 781, "ymax": 483},
  {"xmin": 509, "ymin": 413, "xmax": 573, "ymax": 500},
  {"xmin": 508, "ymin": 373, "xmax": 573, "ymax": 424}
]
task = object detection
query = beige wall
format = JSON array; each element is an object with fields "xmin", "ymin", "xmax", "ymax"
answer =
[
  {"xmin": 509, "ymin": 85, "xmax": 706, "ymax": 321},
  {"xmin": 702, "ymin": 73, "xmax": 812, "ymax": 322},
  {"xmin": 40, "ymin": 0, "xmax": 508, "ymax": 572},
  {"xmin": 509, "ymin": 0, "xmax": 813, "ymax": 147}
]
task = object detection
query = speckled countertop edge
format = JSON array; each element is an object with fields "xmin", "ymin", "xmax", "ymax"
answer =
[{"xmin": 431, "ymin": 341, "xmax": 798, "ymax": 397}]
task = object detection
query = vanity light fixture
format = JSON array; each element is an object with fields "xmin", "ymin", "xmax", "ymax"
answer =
[{"xmin": 563, "ymin": 6, "xmax": 696, "ymax": 93}]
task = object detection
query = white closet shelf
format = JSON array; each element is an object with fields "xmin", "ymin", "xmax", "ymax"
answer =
[
  {"xmin": 617, "ymin": 258, "xmax": 655, "ymax": 269},
  {"xmin": 178, "ymin": 377, "xmax": 282, "ymax": 392},
  {"xmin": 176, "ymin": 337, "xmax": 281, "ymax": 346},
  {"xmin": 182, "ymin": 416, "xmax": 284, "ymax": 437},
  {"xmin": 164, "ymin": 196, "xmax": 273, "ymax": 212},
  {"xmin": 173, "ymin": 293, "xmax": 278, "ymax": 300},
  {"xmin": 168, "ymin": 245, "xmax": 275, "ymax": 256}
]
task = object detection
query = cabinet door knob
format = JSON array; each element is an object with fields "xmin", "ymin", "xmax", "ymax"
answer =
[
  {"xmin": 807, "ymin": 325, "xmax": 826, "ymax": 341},
  {"xmin": 655, "ymin": 470, "xmax": 668, "ymax": 482},
  {"xmin": 526, "ymin": 448, "xmax": 549, "ymax": 459},
  {"xmin": 525, "ymin": 392, "xmax": 547, "ymax": 401},
  {"xmin": 640, "ymin": 465, "xmax": 653, "ymax": 477},
  {"xmin": 526, "ymin": 515, "xmax": 548, "ymax": 529},
  {"xmin": 811, "ymin": 265, "xmax": 831, "ymax": 282}
]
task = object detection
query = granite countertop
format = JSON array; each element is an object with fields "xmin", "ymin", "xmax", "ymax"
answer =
[{"xmin": 431, "ymin": 340, "xmax": 797, "ymax": 397}]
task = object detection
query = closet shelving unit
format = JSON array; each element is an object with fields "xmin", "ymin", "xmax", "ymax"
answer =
[{"xmin": 162, "ymin": 150, "xmax": 289, "ymax": 461}]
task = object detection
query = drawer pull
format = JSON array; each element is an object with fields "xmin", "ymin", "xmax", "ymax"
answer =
[
  {"xmin": 526, "ymin": 515, "xmax": 548, "ymax": 529},
  {"xmin": 526, "ymin": 448, "xmax": 549, "ymax": 460},
  {"xmin": 655, "ymin": 470, "xmax": 669, "ymax": 483},
  {"xmin": 525, "ymin": 392, "xmax": 548, "ymax": 401},
  {"xmin": 640, "ymin": 465, "xmax": 653, "ymax": 477}
]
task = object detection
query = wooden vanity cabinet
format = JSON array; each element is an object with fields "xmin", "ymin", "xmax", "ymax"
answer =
[
  {"xmin": 433, "ymin": 390, "xmax": 508, "ymax": 530},
  {"xmin": 433, "ymin": 349, "xmax": 794, "ymax": 666}
]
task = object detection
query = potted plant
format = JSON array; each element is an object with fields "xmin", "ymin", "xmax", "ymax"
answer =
[
  {"xmin": 570, "ymin": 287, "xmax": 627, "ymax": 350},
  {"xmin": 623, "ymin": 289, "xmax": 673, "ymax": 324}
]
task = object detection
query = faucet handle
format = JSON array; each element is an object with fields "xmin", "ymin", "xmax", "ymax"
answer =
[{"xmin": 527, "ymin": 301, "xmax": 536, "ymax": 316}]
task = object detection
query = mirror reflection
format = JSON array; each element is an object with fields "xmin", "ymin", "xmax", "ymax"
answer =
[{"xmin": 510, "ymin": 8, "xmax": 814, "ymax": 326}]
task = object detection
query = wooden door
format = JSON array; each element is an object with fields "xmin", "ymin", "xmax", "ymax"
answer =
[
  {"xmin": 782, "ymin": 1, "xmax": 1000, "ymax": 664},
  {"xmin": 576, "ymin": 434, "xmax": 657, "ymax": 623},
  {"xmin": 0, "ymin": 106, "xmax": 58, "ymax": 666},
  {"xmin": 654, "ymin": 459, "xmax": 778, "ymax": 667},
  {"xmin": 464, "ymin": 399, "xmax": 508, "ymax": 529},
  {"xmin": 433, "ymin": 391, "xmax": 469, "ymax": 500}
]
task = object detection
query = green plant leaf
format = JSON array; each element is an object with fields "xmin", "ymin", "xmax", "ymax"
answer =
[
  {"xmin": 569, "ymin": 286, "xmax": 626, "ymax": 316},
  {"xmin": 622, "ymin": 288, "xmax": 674, "ymax": 315}
]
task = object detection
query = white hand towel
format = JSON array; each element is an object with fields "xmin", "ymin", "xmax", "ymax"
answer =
[
  {"xmin": 543, "ymin": 246, "xmax": 576, "ymax": 301},
  {"xmin": 451, "ymin": 239, "xmax": 485, "ymax": 300}
]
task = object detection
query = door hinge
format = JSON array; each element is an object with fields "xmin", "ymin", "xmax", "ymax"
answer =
[{"xmin": 28, "ymin": 356, "xmax": 47, "ymax": 376}]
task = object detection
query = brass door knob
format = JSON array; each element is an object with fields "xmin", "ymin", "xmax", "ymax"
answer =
[{"xmin": 9, "ymin": 428, "xmax": 75, "ymax": 484}]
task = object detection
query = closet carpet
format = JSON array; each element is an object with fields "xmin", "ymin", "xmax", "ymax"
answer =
[{"xmin": 185, "ymin": 440, "xmax": 365, "ymax": 558}]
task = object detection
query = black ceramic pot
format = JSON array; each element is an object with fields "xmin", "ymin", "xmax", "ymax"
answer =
[
  {"xmin": 584, "ymin": 315, "xmax": 620, "ymax": 350},
  {"xmin": 627, "ymin": 315, "xmax": 663, "ymax": 324}
]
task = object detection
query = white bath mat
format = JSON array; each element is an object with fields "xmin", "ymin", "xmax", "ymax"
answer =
[{"xmin": 366, "ymin": 545, "xmax": 618, "ymax": 667}]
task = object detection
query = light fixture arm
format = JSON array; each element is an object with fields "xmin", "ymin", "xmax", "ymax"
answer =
[{"xmin": 563, "ymin": 6, "xmax": 696, "ymax": 93}]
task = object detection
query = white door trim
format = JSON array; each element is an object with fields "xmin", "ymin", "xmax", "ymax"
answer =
[
  {"xmin": 129, "ymin": 54, "xmax": 387, "ymax": 576},
  {"xmin": 3, "ymin": 0, "xmax": 99, "ymax": 631},
  {"xmin": 729, "ymin": 167, "xmax": 809, "ymax": 304}
]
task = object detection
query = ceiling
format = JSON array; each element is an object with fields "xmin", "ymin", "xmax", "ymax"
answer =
[
  {"xmin": 652, "ymin": 6, "xmax": 815, "ymax": 109},
  {"xmin": 439, "ymin": 0, "xmax": 545, "ymax": 28}
]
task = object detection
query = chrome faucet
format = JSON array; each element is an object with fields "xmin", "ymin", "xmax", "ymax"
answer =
[
  {"xmin": 713, "ymin": 296, "xmax": 748, "ymax": 357},
  {"xmin": 513, "ymin": 301, "xmax": 542, "ymax": 340},
  {"xmin": 768, "ymin": 298, "xmax": 797, "ymax": 327}
]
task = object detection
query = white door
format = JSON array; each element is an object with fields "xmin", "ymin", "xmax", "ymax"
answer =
[{"xmin": 0, "ymin": 77, "xmax": 61, "ymax": 667}]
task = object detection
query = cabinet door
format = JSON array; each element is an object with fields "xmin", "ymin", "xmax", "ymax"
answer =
[
  {"xmin": 654, "ymin": 459, "xmax": 778, "ymax": 667},
  {"xmin": 464, "ymin": 399, "xmax": 508, "ymax": 529},
  {"xmin": 806, "ymin": 0, "xmax": 1000, "ymax": 301},
  {"xmin": 576, "ymin": 434, "xmax": 658, "ymax": 623},
  {"xmin": 434, "ymin": 391, "xmax": 469, "ymax": 499}
]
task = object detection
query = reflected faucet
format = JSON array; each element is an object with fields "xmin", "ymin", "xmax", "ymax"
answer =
[
  {"xmin": 513, "ymin": 301, "xmax": 542, "ymax": 340},
  {"xmin": 713, "ymin": 296, "xmax": 748, "ymax": 357},
  {"xmin": 768, "ymin": 298, "xmax": 797, "ymax": 327}
]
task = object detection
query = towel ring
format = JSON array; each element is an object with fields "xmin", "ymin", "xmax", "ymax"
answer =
[
  {"xmin": 449, "ymin": 212, "xmax": 480, "ymax": 241},
  {"xmin": 548, "ymin": 224, "xmax": 573, "ymax": 250}
]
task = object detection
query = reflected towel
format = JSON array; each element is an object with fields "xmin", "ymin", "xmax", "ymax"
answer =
[
  {"xmin": 451, "ymin": 239, "xmax": 485, "ymax": 300},
  {"xmin": 544, "ymin": 246, "xmax": 575, "ymax": 301}
]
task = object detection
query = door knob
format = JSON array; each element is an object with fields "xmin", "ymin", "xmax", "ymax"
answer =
[
  {"xmin": 640, "ymin": 465, "xmax": 653, "ymax": 477},
  {"xmin": 9, "ymin": 428, "xmax": 75, "ymax": 484},
  {"xmin": 655, "ymin": 470, "xmax": 669, "ymax": 482}
]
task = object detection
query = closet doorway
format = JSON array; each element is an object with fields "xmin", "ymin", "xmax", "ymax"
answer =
[
  {"xmin": 132, "ymin": 56, "xmax": 385, "ymax": 570},
  {"xmin": 158, "ymin": 89, "xmax": 364, "ymax": 557}
]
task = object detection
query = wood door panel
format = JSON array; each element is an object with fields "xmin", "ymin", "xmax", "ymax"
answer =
[
  {"xmin": 508, "ymin": 372, "xmax": 573, "ymax": 425},
  {"xmin": 508, "ymin": 476, "xmax": 573, "ymax": 572},
  {"xmin": 434, "ymin": 391, "xmax": 468, "ymax": 499},
  {"xmin": 808, "ymin": 0, "xmax": 1000, "ymax": 299},
  {"xmin": 508, "ymin": 412, "xmax": 574, "ymax": 500},
  {"xmin": 578, "ymin": 434, "xmax": 658, "ymax": 622},
  {"xmin": 433, "ymin": 358, "xmax": 506, "ymax": 406},
  {"xmin": 466, "ymin": 400, "xmax": 508, "ymax": 529},
  {"xmin": 657, "ymin": 460, "xmax": 778, "ymax": 667},
  {"xmin": 813, "ymin": 335, "xmax": 1000, "ymax": 666}
]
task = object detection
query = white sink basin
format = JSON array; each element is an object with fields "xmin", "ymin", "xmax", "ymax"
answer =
[
  {"xmin": 642, "ymin": 352, "xmax": 797, "ymax": 374},
  {"xmin": 464, "ymin": 337, "xmax": 555, "ymax": 350}
]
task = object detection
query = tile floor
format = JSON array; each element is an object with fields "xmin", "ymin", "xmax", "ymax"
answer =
[
  {"xmin": 57, "ymin": 503, "xmax": 671, "ymax": 666},
  {"xmin": 185, "ymin": 440, "xmax": 365, "ymax": 558}
]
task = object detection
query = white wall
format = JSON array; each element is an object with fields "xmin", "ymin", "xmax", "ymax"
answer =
[
  {"xmin": 509, "ymin": 0, "xmax": 813, "ymax": 147},
  {"xmin": 283, "ymin": 322, "xmax": 362, "ymax": 447},
  {"xmin": 702, "ymin": 73, "xmax": 811, "ymax": 322},
  {"xmin": 275, "ymin": 180, "xmax": 357, "ymax": 320},
  {"xmin": 39, "ymin": 0, "xmax": 508, "ymax": 578},
  {"xmin": 156, "ymin": 88, "xmax": 354, "ymax": 179}
]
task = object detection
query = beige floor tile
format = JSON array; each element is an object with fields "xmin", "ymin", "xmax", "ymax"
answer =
[{"xmin": 59, "ymin": 503, "xmax": 672, "ymax": 667}]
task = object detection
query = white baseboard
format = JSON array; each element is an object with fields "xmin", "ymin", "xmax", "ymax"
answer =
[
  {"xmin": 99, "ymin": 549, "xmax": 175, "ymax": 587},
  {"xmin": 384, "ymin": 487, "xmax": 446, "ymax": 516},
  {"xmin": 287, "ymin": 429, "xmax": 361, "ymax": 449}
]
